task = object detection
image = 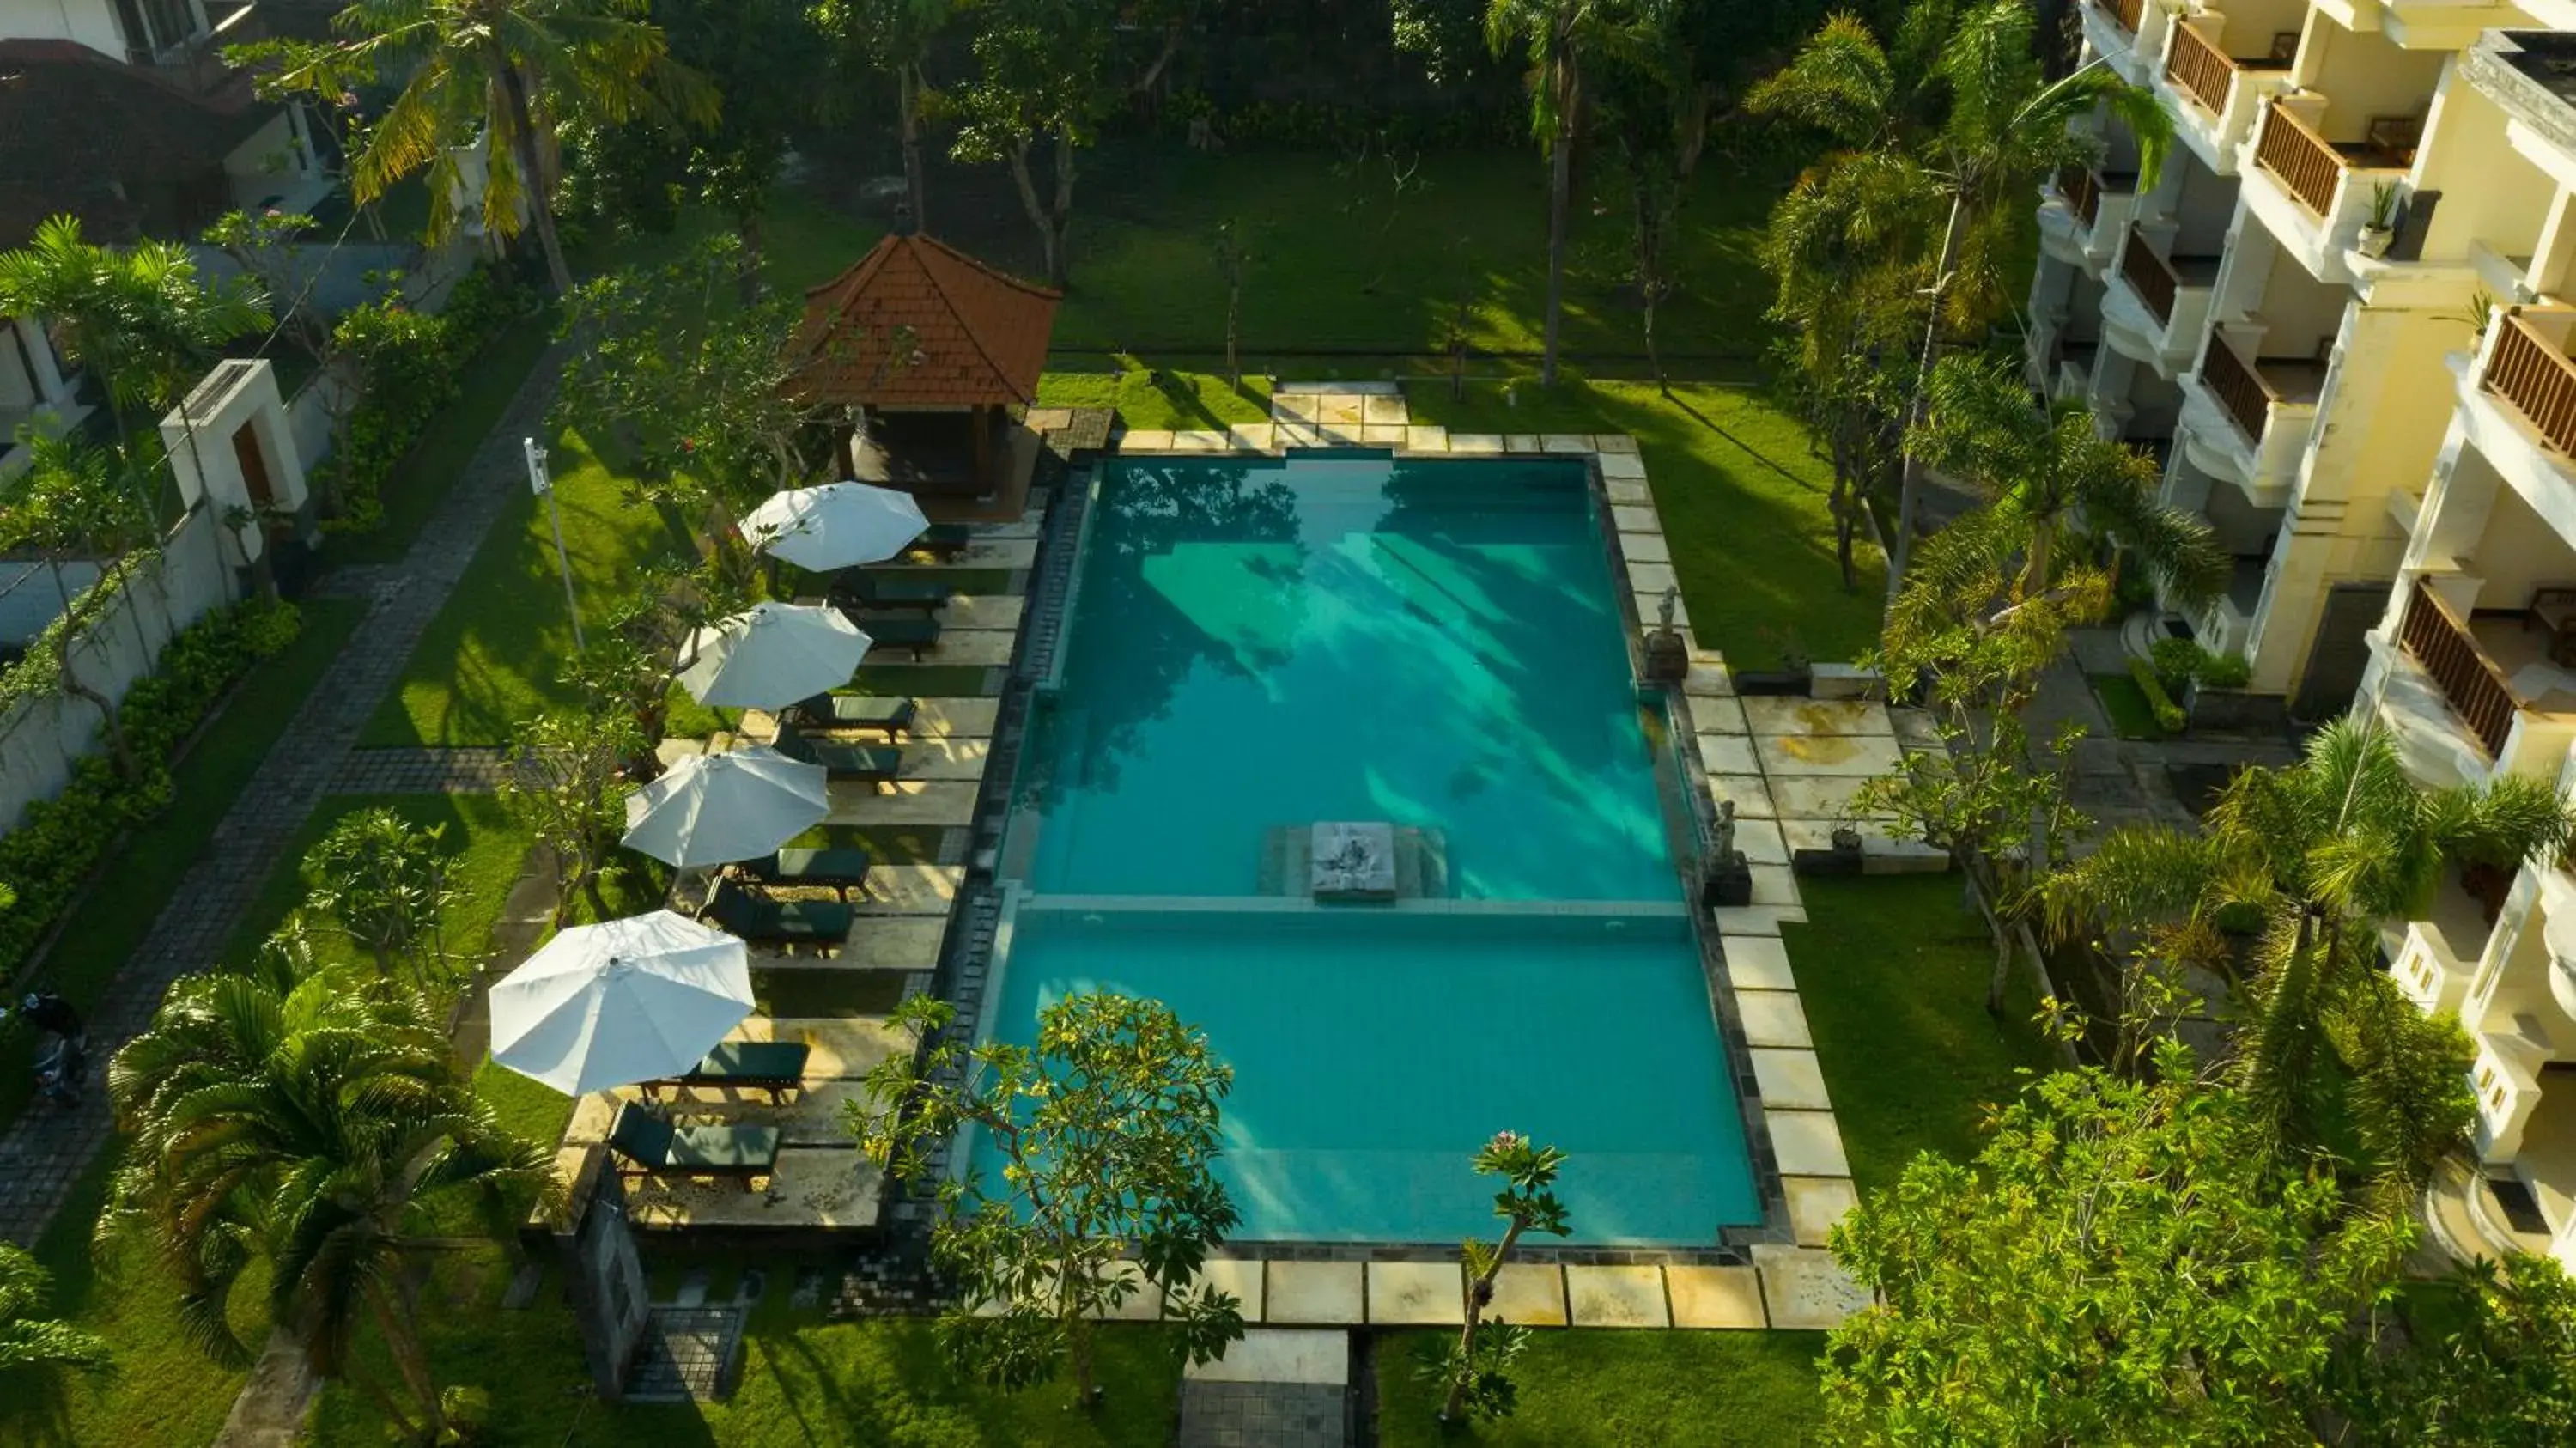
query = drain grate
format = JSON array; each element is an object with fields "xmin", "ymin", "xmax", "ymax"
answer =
[
  {"xmin": 2488, "ymin": 1173, "xmax": 2552, "ymax": 1236},
  {"xmin": 623, "ymin": 1305, "xmax": 743, "ymax": 1402}
]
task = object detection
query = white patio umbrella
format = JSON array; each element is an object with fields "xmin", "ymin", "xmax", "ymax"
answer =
[
  {"xmin": 741, "ymin": 481, "xmax": 929, "ymax": 570},
  {"xmin": 489, "ymin": 910, "xmax": 753, "ymax": 1095},
  {"xmin": 621, "ymin": 745, "xmax": 829, "ymax": 868},
  {"xmin": 676, "ymin": 601, "xmax": 873, "ymax": 711}
]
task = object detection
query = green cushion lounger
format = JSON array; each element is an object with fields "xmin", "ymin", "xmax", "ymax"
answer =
[
  {"xmin": 770, "ymin": 732, "xmax": 903, "ymax": 787},
  {"xmin": 785, "ymin": 694, "xmax": 917, "ymax": 739},
  {"xmin": 701, "ymin": 885, "xmax": 855, "ymax": 951},
  {"xmin": 646, "ymin": 1040, "xmax": 812, "ymax": 1104},
  {"xmin": 834, "ymin": 573, "xmax": 955, "ymax": 612},
  {"xmin": 607, "ymin": 1102, "xmax": 782, "ymax": 1191},
  {"xmin": 735, "ymin": 846, "xmax": 873, "ymax": 901}
]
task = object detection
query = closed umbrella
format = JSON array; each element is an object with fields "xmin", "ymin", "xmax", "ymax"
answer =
[
  {"xmin": 742, "ymin": 481, "xmax": 929, "ymax": 570},
  {"xmin": 677, "ymin": 601, "xmax": 872, "ymax": 711},
  {"xmin": 622, "ymin": 745, "xmax": 829, "ymax": 868},
  {"xmin": 489, "ymin": 910, "xmax": 753, "ymax": 1095}
]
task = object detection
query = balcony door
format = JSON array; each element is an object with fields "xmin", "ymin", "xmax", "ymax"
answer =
[{"xmin": 2292, "ymin": 582, "xmax": 2388, "ymax": 722}]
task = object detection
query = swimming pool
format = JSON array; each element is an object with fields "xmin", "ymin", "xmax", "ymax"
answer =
[{"xmin": 986, "ymin": 451, "xmax": 1760, "ymax": 1244}]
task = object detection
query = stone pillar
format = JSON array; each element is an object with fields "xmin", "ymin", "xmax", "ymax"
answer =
[{"xmin": 159, "ymin": 359, "xmax": 315, "ymax": 567}]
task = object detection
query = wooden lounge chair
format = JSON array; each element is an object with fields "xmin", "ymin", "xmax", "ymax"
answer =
[
  {"xmin": 735, "ymin": 846, "xmax": 872, "ymax": 902},
  {"xmin": 848, "ymin": 614, "xmax": 943, "ymax": 659},
  {"xmin": 701, "ymin": 885, "xmax": 854, "ymax": 950},
  {"xmin": 770, "ymin": 732, "xmax": 903, "ymax": 786},
  {"xmin": 606, "ymin": 1102, "xmax": 781, "ymax": 1191},
  {"xmin": 645, "ymin": 1040, "xmax": 812, "ymax": 1104},
  {"xmin": 833, "ymin": 573, "xmax": 955, "ymax": 612},
  {"xmin": 903, "ymin": 524, "xmax": 977, "ymax": 560},
  {"xmin": 785, "ymin": 694, "xmax": 917, "ymax": 739}
]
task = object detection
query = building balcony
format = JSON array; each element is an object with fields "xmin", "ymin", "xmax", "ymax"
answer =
[
  {"xmin": 2396, "ymin": 918, "xmax": 2480, "ymax": 1016},
  {"xmin": 2178, "ymin": 329, "xmax": 2322, "ymax": 499},
  {"xmin": 2082, "ymin": 0, "xmax": 2168, "ymax": 83},
  {"xmin": 2038, "ymin": 166, "xmax": 2140, "ymax": 274},
  {"xmin": 2156, "ymin": 15, "xmax": 2296, "ymax": 175},
  {"xmin": 141, "ymin": 2, "xmax": 266, "ymax": 94},
  {"xmin": 2311, "ymin": 0, "xmax": 2530, "ymax": 52},
  {"xmin": 2240, "ymin": 98, "xmax": 2418, "ymax": 281},
  {"xmin": 2102, "ymin": 229, "xmax": 2221, "ymax": 375},
  {"xmin": 2376, "ymin": 574, "xmax": 2576, "ymax": 787}
]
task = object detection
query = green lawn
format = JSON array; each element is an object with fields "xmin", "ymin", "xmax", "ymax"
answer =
[
  {"xmin": 2089, "ymin": 672, "xmax": 2167, "ymax": 739},
  {"xmin": 1372, "ymin": 1329, "xmax": 1827, "ymax": 1446},
  {"xmin": 1783, "ymin": 874, "xmax": 2063, "ymax": 1194},
  {"xmin": 217, "ymin": 792, "xmax": 537, "ymax": 975},
  {"xmin": 361, "ymin": 429, "xmax": 719, "ymax": 746},
  {"xmin": 1408, "ymin": 379, "xmax": 1884, "ymax": 668},
  {"xmin": 0, "ymin": 597, "xmax": 367, "ymax": 1129},
  {"xmin": 329, "ymin": 320, "xmax": 556, "ymax": 566},
  {"xmin": 308, "ymin": 1266, "xmax": 1186, "ymax": 1447},
  {"xmin": 1036, "ymin": 365, "xmax": 1275, "ymax": 430}
]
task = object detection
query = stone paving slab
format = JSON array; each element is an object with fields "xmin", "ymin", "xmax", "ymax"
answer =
[
  {"xmin": 1595, "ymin": 434, "xmax": 1640, "ymax": 453},
  {"xmin": 1505, "ymin": 432, "xmax": 1541, "ymax": 453},
  {"xmin": 1363, "ymin": 395, "xmax": 1408, "ymax": 425},
  {"xmin": 1121, "ymin": 429, "xmax": 1174, "ymax": 451},
  {"xmin": 1766, "ymin": 1109, "xmax": 1853, "ymax": 1177},
  {"xmin": 1170, "ymin": 430, "xmax": 1229, "ymax": 453},
  {"xmin": 1403, "ymin": 424, "xmax": 1448, "ymax": 452},
  {"xmin": 1742, "ymin": 697, "xmax": 1896, "ymax": 738},
  {"xmin": 866, "ymin": 627, "xmax": 1014, "ymax": 667},
  {"xmin": 906, "ymin": 697, "xmax": 1001, "ymax": 738},
  {"xmin": 1365, "ymin": 1262, "xmax": 1463, "ymax": 1325},
  {"xmin": 1619, "ymin": 532, "xmax": 1671, "ymax": 564},
  {"xmin": 1666, "ymin": 1266, "xmax": 1767, "ymax": 1329},
  {"xmin": 1597, "ymin": 452, "xmax": 1647, "ymax": 479},
  {"xmin": 854, "ymin": 863, "xmax": 967, "ymax": 914},
  {"xmin": 1177, "ymin": 1382, "xmax": 1346, "ymax": 1448},
  {"xmin": 927, "ymin": 594, "xmax": 1024, "ymax": 630},
  {"xmin": 1733, "ymin": 818, "xmax": 1789, "ymax": 866},
  {"xmin": 1751, "ymin": 1244, "xmax": 1873, "ymax": 1330},
  {"xmin": 1735, "ymin": 989, "xmax": 1814, "ymax": 1048},
  {"xmin": 331, "ymin": 747, "xmax": 518, "ymax": 794},
  {"xmin": 1188, "ymin": 1329, "xmax": 1348, "ymax": 1385},
  {"xmin": 1750, "ymin": 1048, "xmax": 1832, "ymax": 1110},
  {"xmin": 1448, "ymin": 433, "xmax": 1503, "ymax": 453},
  {"xmin": 1722, "ymin": 934, "xmax": 1798, "ymax": 990},
  {"xmin": 825, "ymin": 779, "xmax": 980, "ymax": 826},
  {"xmin": 1748, "ymin": 862, "xmax": 1801, "ymax": 906},
  {"xmin": 776, "ymin": 916, "xmax": 943, "ymax": 970},
  {"xmin": 1611, "ymin": 505, "xmax": 1661, "ymax": 534},
  {"xmin": 1784, "ymin": 1176, "xmax": 1861, "ymax": 1248},
  {"xmin": 1770, "ymin": 775, "xmax": 1895, "ymax": 821},
  {"xmin": 622, "ymin": 1146, "xmax": 882, "ymax": 1230},
  {"xmin": 1229, "ymin": 423, "xmax": 1276, "ymax": 452},
  {"xmin": 1698, "ymin": 735, "xmax": 1760, "ymax": 776},
  {"xmin": 1359, "ymin": 424, "xmax": 1408, "ymax": 445},
  {"xmin": 1183, "ymin": 1258, "xmax": 1267, "ymax": 1323},
  {"xmin": 1709, "ymin": 774, "xmax": 1775, "ymax": 819},
  {"xmin": 895, "ymin": 736, "xmax": 993, "ymax": 779},
  {"xmin": 1756, "ymin": 733, "xmax": 1905, "ymax": 778},
  {"xmin": 1267, "ymin": 1262, "xmax": 1364, "ymax": 1324},
  {"xmin": 1565, "ymin": 1265, "xmax": 1669, "ymax": 1328},
  {"xmin": 1692, "ymin": 697, "xmax": 1748, "ymax": 735},
  {"xmin": 1486, "ymin": 1263, "xmax": 1569, "ymax": 1327}
]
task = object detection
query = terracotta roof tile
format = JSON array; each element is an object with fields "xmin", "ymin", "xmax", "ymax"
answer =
[
  {"xmin": 789, "ymin": 234, "xmax": 1062, "ymax": 408},
  {"xmin": 0, "ymin": 40, "xmax": 270, "ymax": 249}
]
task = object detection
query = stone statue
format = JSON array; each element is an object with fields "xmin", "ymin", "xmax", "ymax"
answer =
[
  {"xmin": 1712, "ymin": 799, "xmax": 1736, "ymax": 860},
  {"xmin": 1657, "ymin": 585, "xmax": 1680, "ymax": 635}
]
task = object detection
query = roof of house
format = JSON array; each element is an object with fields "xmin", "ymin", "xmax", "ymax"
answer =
[
  {"xmin": 789, "ymin": 234, "xmax": 1062, "ymax": 409},
  {"xmin": 0, "ymin": 40, "xmax": 271, "ymax": 250}
]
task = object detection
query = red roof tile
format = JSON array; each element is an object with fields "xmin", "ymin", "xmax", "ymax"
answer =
[{"xmin": 789, "ymin": 234, "xmax": 1062, "ymax": 409}]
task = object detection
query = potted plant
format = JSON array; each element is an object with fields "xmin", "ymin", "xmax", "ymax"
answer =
[{"xmin": 2358, "ymin": 183, "xmax": 2399, "ymax": 259}]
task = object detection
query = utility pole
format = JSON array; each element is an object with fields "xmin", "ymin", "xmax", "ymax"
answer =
[{"xmin": 524, "ymin": 437, "xmax": 585, "ymax": 650}]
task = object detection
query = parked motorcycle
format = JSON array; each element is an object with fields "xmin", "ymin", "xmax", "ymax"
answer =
[{"xmin": 5, "ymin": 991, "xmax": 87, "ymax": 1107}]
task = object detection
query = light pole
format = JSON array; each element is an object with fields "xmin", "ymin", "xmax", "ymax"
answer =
[{"xmin": 524, "ymin": 436, "xmax": 585, "ymax": 651}]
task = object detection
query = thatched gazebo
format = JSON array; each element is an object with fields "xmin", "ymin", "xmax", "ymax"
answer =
[{"xmin": 788, "ymin": 233, "xmax": 1062, "ymax": 503}]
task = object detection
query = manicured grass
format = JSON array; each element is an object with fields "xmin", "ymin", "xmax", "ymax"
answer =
[
  {"xmin": 361, "ymin": 429, "xmax": 720, "ymax": 746},
  {"xmin": 1036, "ymin": 364, "xmax": 1275, "ymax": 431},
  {"xmin": 1783, "ymin": 874, "xmax": 2063, "ymax": 1195},
  {"xmin": 0, "ymin": 597, "xmax": 367, "ymax": 1129},
  {"xmin": 1407, "ymin": 379, "xmax": 1885, "ymax": 669},
  {"xmin": 2089, "ymin": 672, "xmax": 2166, "ymax": 740},
  {"xmin": 1372, "ymin": 1329, "xmax": 1827, "ymax": 1446},
  {"xmin": 307, "ymin": 1270, "xmax": 1186, "ymax": 1446},
  {"xmin": 328, "ymin": 319, "xmax": 556, "ymax": 566},
  {"xmin": 219, "ymin": 793, "xmax": 536, "ymax": 977}
]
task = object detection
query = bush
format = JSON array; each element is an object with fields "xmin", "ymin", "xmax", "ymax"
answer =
[
  {"xmin": 0, "ymin": 598, "xmax": 301, "ymax": 986},
  {"xmin": 2198, "ymin": 651, "xmax": 2252, "ymax": 689},
  {"xmin": 313, "ymin": 264, "xmax": 532, "ymax": 534},
  {"xmin": 2129, "ymin": 656, "xmax": 2186, "ymax": 734},
  {"xmin": 2148, "ymin": 636, "xmax": 2202, "ymax": 695}
]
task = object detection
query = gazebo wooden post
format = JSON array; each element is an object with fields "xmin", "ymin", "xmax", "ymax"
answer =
[{"xmin": 971, "ymin": 404, "xmax": 994, "ymax": 485}]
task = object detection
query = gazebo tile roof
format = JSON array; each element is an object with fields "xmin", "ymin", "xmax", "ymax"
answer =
[{"xmin": 790, "ymin": 234, "xmax": 1061, "ymax": 409}]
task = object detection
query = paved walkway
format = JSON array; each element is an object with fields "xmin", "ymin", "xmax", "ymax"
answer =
[
  {"xmin": 330, "ymin": 746, "xmax": 518, "ymax": 794},
  {"xmin": 0, "ymin": 348, "xmax": 566, "ymax": 1247}
]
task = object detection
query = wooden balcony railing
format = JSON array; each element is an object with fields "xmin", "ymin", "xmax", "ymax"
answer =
[
  {"xmin": 2057, "ymin": 166, "xmax": 2101, "ymax": 229},
  {"xmin": 2202, "ymin": 333, "xmax": 2272, "ymax": 447},
  {"xmin": 2166, "ymin": 21, "xmax": 2236, "ymax": 113},
  {"xmin": 2484, "ymin": 311, "xmax": 2576, "ymax": 458},
  {"xmin": 2399, "ymin": 578, "xmax": 2518, "ymax": 758},
  {"xmin": 2112, "ymin": 0, "xmax": 2146, "ymax": 32},
  {"xmin": 2122, "ymin": 229, "xmax": 2179, "ymax": 327},
  {"xmin": 2255, "ymin": 101, "xmax": 2343, "ymax": 216}
]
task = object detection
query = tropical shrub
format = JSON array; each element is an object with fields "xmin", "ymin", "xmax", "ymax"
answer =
[
  {"xmin": 312, "ymin": 264, "xmax": 532, "ymax": 533},
  {"xmin": 2128, "ymin": 656, "xmax": 2184, "ymax": 734}
]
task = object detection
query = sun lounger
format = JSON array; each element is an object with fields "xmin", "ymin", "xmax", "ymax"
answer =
[
  {"xmin": 785, "ymin": 694, "xmax": 917, "ymax": 739},
  {"xmin": 701, "ymin": 885, "xmax": 854, "ymax": 950},
  {"xmin": 606, "ymin": 1102, "xmax": 781, "ymax": 1191},
  {"xmin": 770, "ymin": 732, "xmax": 903, "ymax": 786},
  {"xmin": 645, "ymin": 1040, "xmax": 812, "ymax": 1104},
  {"xmin": 848, "ymin": 614, "xmax": 943, "ymax": 659},
  {"xmin": 833, "ymin": 573, "xmax": 955, "ymax": 612},
  {"xmin": 735, "ymin": 846, "xmax": 872, "ymax": 901}
]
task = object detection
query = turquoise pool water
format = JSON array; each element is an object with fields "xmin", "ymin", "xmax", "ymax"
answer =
[{"xmin": 987, "ymin": 453, "xmax": 1760, "ymax": 1244}]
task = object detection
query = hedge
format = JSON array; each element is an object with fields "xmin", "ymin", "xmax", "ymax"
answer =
[
  {"xmin": 0, "ymin": 596, "xmax": 302, "ymax": 984},
  {"xmin": 313, "ymin": 264, "xmax": 533, "ymax": 535},
  {"xmin": 2128, "ymin": 655, "xmax": 2186, "ymax": 734}
]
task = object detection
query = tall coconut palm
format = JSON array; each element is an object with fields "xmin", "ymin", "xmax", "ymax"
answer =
[
  {"xmin": 0, "ymin": 1241, "xmax": 109, "ymax": 1381},
  {"xmin": 1911, "ymin": 352, "xmax": 2228, "ymax": 607},
  {"xmin": 1749, "ymin": 0, "xmax": 2171, "ymax": 597},
  {"xmin": 2042, "ymin": 719, "xmax": 2576, "ymax": 1183},
  {"xmin": 247, "ymin": 0, "xmax": 718, "ymax": 296},
  {"xmin": 105, "ymin": 928, "xmax": 550, "ymax": 1442},
  {"xmin": 1485, "ymin": 0, "xmax": 1644, "ymax": 388}
]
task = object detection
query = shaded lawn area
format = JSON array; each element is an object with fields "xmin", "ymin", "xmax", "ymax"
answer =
[
  {"xmin": 327, "ymin": 319, "xmax": 556, "ymax": 567},
  {"xmin": 0, "ymin": 597, "xmax": 367, "ymax": 1130},
  {"xmin": 307, "ymin": 1261, "xmax": 1185, "ymax": 1447},
  {"xmin": 1406, "ymin": 379, "xmax": 1884, "ymax": 668},
  {"xmin": 1783, "ymin": 873, "xmax": 2063, "ymax": 1194},
  {"xmin": 218, "ymin": 793, "xmax": 534, "ymax": 974},
  {"xmin": 1372, "ymin": 1329, "xmax": 1826, "ymax": 1446},
  {"xmin": 1036, "ymin": 364, "xmax": 1274, "ymax": 431},
  {"xmin": 2090, "ymin": 672, "xmax": 2167, "ymax": 739},
  {"xmin": 360, "ymin": 429, "xmax": 721, "ymax": 746},
  {"xmin": 0, "ymin": 1148, "xmax": 267, "ymax": 1448}
]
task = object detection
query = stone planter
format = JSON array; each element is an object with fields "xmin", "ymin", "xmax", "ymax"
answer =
[
  {"xmin": 2183, "ymin": 680, "xmax": 2289, "ymax": 735},
  {"xmin": 1641, "ymin": 629, "xmax": 1690, "ymax": 684},
  {"xmin": 1732, "ymin": 669, "xmax": 1809, "ymax": 697}
]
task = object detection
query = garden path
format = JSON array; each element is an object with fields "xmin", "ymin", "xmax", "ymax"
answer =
[{"xmin": 0, "ymin": 345, "xmax": 568, "ymax": 1247}]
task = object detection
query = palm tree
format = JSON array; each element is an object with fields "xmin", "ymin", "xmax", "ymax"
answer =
[
  {"xmin": 105, "ymin": 928, "xmax": 551, "ymax": 1443},
  {"xmin": 1485, "ymin": 0, "xmax": 1643, "ymax": 388},
  {"xmin": 0, "ymin": 216, "xmax": 272, "ymax": 447},
  {"xmin": 2043, "ymin": 719, "xmax": 2576, "ymax": 1184},
  {"xmin": 0, "ymin": 1241, "xmax": 109, "ymax": 1382},
  {"xmin": 1749, "ymin": 0, "xmax": 2171, "ymax": 596},
  {"xmin": 1911, "ymin": 352, "xmax": 2228, "ymax": 607},
  {"xmin": 250, "ymin": 0, "xmax": 718, "ymax": 296}
]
